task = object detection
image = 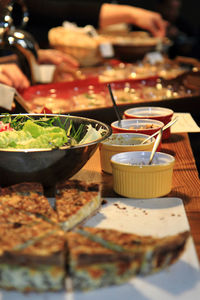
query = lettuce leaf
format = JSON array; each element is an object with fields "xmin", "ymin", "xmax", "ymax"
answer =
[{"xmin": 0, "ymin": 120, "xmax": 69, "ymax": 149}]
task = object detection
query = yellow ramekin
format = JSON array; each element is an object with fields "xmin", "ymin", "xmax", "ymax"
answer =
[
  {"xmin": 99, "ymin": 133, "xmax": 155, "ymax": 174},
  {"xmin": 111, "ymin": 151, "xmax": 175, "ymax": 198}
]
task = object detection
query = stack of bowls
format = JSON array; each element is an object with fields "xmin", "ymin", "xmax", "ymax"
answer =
[{"xmin": 104, "ymin": 114, "xmax": 175, "ymax": 199}]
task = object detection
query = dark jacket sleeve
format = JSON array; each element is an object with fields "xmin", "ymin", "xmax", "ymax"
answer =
[{"xmin": 24, "ymin": 0, "xmax": 105, "ymax": 47}]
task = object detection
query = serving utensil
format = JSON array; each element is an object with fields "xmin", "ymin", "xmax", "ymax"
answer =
[
  {"xmin": 107, "ymin": 83, "xmax": 122, "ymax": 127},
  {"xmin": 148, "ymin": 128, "xmax": 163, "ymax": 165},
  {"xmin": 141, "ymin": 117, "xmax": 178, "ymax": 145}
]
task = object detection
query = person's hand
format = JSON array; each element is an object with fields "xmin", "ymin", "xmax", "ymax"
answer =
[
  {"xmin": 37, "ymin": 49, "xmax": 80, "ymax": 82},
  {"xmin": 37, "ymin": 49, "xmax": 79, "ymax": 67},
  {"xmin": 0, "ymin": 64, "xmax": 30, "ymax": 89},
  {"xmin": 100, "ymin": 4, "xmax": 168, "ymax": 38},
  {"xmin": 129, "ymin": 7, "xmax": 168, "ymax": 38},
  {"xmin": 52, "ymin": 62, "xmax": 81, "ymax": 82}
]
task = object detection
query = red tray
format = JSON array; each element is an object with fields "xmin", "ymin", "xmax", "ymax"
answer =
[{"xmin": 19, "ymin": 76, "xmax": 158, "ymax": 114}]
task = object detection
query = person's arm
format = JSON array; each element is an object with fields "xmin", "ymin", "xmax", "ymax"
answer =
[{"xmin": 99, "ymin": 3, "xmax": 167, "ymax": 37}]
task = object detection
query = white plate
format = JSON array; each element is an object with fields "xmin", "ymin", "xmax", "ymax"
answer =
[{"xmin": 1, "ymin": 197, "xmax": 200, "ymax": 300}]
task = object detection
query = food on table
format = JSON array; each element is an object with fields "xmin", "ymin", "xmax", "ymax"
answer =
[
  {"xmin": 0, "ymin": 180, "xmax": 190, "ymax": 292},
  {"xmin": 67, "ymin": 227, "xmax": 189, "ymax": 290},
  {"xmin": 98, "ymin": 60, "xmax": 188, "ymax": 82},
  {"xmin": 103, "ymin": 134, "xmax": 145, "ymax": 145},
  {"xmin": 0, "ymin": 121, "xmax": 13, "ymax": 132},
  {"xmin": 0, "ymin": 182, "xmax": 58, "ymax": 222},
  {"xmin": 111, "ymin": 119, "xmax": 163, "ymax": 136},
  {"xmin": 0, "ymin": 114, "xmax": 105, "ymax": 149},
  {"xmin": 111, "ymin": 88, "xmax": 140, "ymax": 103},
  {"xmin": 0, "ymin": 222, "xmax": 66, "ymax": 292},
  {"xmin": 55, "ymin": 179, "xmax": 102, "ymax": 231},
  {"xmin": 0, "ymin": 201, "xmax": 43, "ymax": 225},
  {"xmin": 0, "ymin": 116, "xmax": 68, "ymax": 149},
  {"xmin": 27, "ymin": 84, "xmax": 191, "ymax": 113},
  {"xmin": 28, "ymin": 97, "xmax": 73, "ymax": 113},
  {"xmin": 48, "ymin": 26, "xmax": 105, "ymax": 67},
  {"xmin": 129, "ymin": 123, "xmax": 159, "ymax": 130},
  {"xmin": 21, "ymin": 69, "xmax": 197, "ymax": 113},
  {"xmin": 73, "ymin": 92, "xmax": 107, "ymax": 108}
]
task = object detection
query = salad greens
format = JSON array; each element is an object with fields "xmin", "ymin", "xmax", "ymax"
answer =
[{"xmin": 0, "ymin": 115, "xmax": 104, "ymax": 150}]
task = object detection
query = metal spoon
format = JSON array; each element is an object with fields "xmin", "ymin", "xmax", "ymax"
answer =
[
  {"xmin": 148, "ymin": 128, "xmax": 163, "ymax": 165},
  {"xmin": 141, "ymin": 117, "xmax": 178, "ymax": 145},
  {"xmin": 107, "ymin": 83, "xmax": 122, "ymax": 127}
]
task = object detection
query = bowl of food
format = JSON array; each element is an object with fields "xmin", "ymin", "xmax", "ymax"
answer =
[
  {"xmin": 103, "ymin": 32, "xmax": 162, "ymax": 61},
  {"xmin": 0, "ymin": 114, "xmax": 111, "ymax": 190},
  {"xmin": 111, "ymin": 151, "xmax": 175, "ymax": 198},
  {"xmin": 111, "ymin": 119, "xmax": 164, "ymax": 136},
  {"xmin": 124, "ymin": 107, "xmax": 174, "ymax": 139},
  {"xmin": 99, "ymin": 133, "xmax": 155, "ymax": 174},
  {"xmin": 48, "ymin": 26, "xmax": 103, "ymax": 67}
]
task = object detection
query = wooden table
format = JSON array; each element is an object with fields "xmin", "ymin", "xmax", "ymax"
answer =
[{"xmin": 73, "ymin": 132, "xmax": 200, "ymax": 261}]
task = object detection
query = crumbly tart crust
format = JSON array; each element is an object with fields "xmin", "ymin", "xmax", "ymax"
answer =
[
  {"xmin": 0, "ymin": 220, "xmax": 66, "ymax": 292},
  {"xmin": 55, "ymin": 180, "xmax": 102, "ymax": 231},
  {"xmin": 66, "ymin": 227, "xmax": 190, "ymax": 290},
  {"xmin": 0, "ymin": 182, "xmax": 58, "ymax": 222},
  {"xmin": 0, "ymin": 181, "xmax": 190, "ymax": 293}
]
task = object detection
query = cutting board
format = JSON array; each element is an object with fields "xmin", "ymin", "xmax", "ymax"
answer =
[{"xmin": 1, "ymin": 197, "xmax": 200, "ymax": 300}]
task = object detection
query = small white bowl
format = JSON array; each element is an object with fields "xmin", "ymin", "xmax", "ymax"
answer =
[{"xmin": 111, "ymin": 151, "xmax": 175, "ymax": 198}]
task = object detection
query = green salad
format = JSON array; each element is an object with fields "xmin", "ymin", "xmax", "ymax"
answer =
[{"xmin": 0, "ymin": 115, "xmax": 104, "ymax": 149}]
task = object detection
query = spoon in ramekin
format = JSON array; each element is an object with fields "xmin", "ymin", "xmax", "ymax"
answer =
[
  {"xmin": 108, "ymin": 83, "xmax": 122, "ymax": 127},
  {"xmin": 148, "ymin": 128, "xmax": 163, "ymax": 165},
  {"xmin": 141, "ymin": 117, "xmax": 178, "ymax": 145}
]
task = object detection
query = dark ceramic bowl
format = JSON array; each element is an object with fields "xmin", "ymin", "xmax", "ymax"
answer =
[{"xmin": 0, "ymin": 114, "xmax": 111, "ymax": 192}]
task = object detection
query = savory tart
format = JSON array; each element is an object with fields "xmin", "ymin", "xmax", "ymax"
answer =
[
  {"xmin": 0, "ymin": 182, "xmax": 58, "ymax": 223},
  {"xmin": 0, "ymin": 180, "xmax": 191, "ymax": 293},
  {"xmin": 0, "ymin": 221, "xmax": 66, "ymax": 292},
  {"xmin": 66, "ymin": 227, "xmax": 190, "ymax": 290},
  {"xmin": 55, "ymin": 180, "xmax": 102, "ymax": 231},
  {"xmin": 0, "ymin": 201, "xmax": 42, "ymax": 226}
]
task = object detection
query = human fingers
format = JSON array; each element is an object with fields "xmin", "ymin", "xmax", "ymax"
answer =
[
  {"xmin": 52, "ymin": 51, "xmax": 79, "ymax": 67},
  {"xmin": 52, "ymin": 62, "xmax": 78, "ymax": 82},
  {"xmin": 0, "ymin": 64, "xmax": 30, "ymax": 89},
  {"xmin": 38, "ymin": 49, "xmax": 79, "ymax": 67},
  {"xmin": 130, "ymin": 7, "xmax": 167, "ymax": 38},
  {"xmin": 0, "ymin": 72, "xmax": 13, "ymax": 87},
  {"xmin": 150, "ymin": 15, "xmax": 168, "ymax": 37}
]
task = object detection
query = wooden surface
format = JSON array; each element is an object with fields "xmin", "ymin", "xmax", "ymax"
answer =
[{"xmin": 73, "ymin": 132, "xmax": 200, "ymax": 261}]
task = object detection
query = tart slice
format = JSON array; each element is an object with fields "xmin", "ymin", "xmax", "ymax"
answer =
[
  {"xmin": 0, "ymin": 201, "xmax": 42, "ymax": 226},
  {"xmin": 66, "ymin": 227, "xmax": 190, "ymax": 290},
  {"xmin": 55, "ymin": 179, "xmax": 102, "ymax": 231},
  {"xmin": 0, "ymin": 182, "xmax": 58, "ymax": 223},
  {"xmin": 0, "ymin": 221, "xmax": 66, "ymax": 292}
]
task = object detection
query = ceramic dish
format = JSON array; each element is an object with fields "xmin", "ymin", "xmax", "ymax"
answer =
[
  {"xmin": 123, "ymin": 106, "xmax": 174, "ymax": 139},
  {"xmin": 111, "ymin": 151, "xmax": 175, "ymax": 198},
  {"xmin": 111, "ymin": 118, "xmax": 164, "ymax": 136},
  {"xmin": 99, "ymin": 133, "xmax": 155, "ymax": 174}
]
